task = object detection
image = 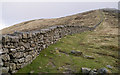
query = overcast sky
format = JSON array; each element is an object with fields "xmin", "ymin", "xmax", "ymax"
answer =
[{"xmin": 0, "ymin": 2, "xmax": 119, "ymax": 30}]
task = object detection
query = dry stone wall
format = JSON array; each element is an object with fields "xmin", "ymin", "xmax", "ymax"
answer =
[{"xmin": 0, "ymin": 25, "xmax": 93, "ymax": 74}]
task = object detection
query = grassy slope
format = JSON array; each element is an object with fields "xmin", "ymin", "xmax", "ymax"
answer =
[
  {"xmin": 16, "ymin": 11, "xmax": 118, "ymax": 74},
  {"xmin": 1, "ymin": 10, "xmax": 100, "ymax": 34}
]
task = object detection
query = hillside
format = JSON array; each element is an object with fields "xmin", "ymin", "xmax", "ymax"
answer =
[
  {"xmin": 16, "ymin": 8, "xmax": 119, "ymax": 74},
  {"xmin": 1, "ymin": 8, "xmax": 119, "ymax": 74},
  {"xmin": 1, "ymin": 9, "xmax": 101, "ymax": 34}
]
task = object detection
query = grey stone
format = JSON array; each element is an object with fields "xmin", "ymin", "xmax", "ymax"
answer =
[
  {"xmin": 29, "ymin": 48, "xmax": 34, "ymax": 50},
  {"xmin": 9, "ymin": 63, "xmax": 16, "ymax": 71},
  {"xmin": 4, "ymin": 45, "xmax": 15, "ymax": 49},
  {"xmin": 92, "ymin": 69, "xmax": 97, "ymax": 72},
  {"xmin": 84, "ymin": 55, "xmax": 95, "ymax": 59},
  {"xmin": 16, "ymin": 64, "xmax": 22, "ymax": 69},
  {"xmin": 30, "ymin": 70, "xmax": 34, "ymax": 73},
  {"xmin": 4, "ymin": 62, "xmax": 9, "ymax": 67},
  {"xmin": 20, "ymin": 46, "xmax": 25, "ymax": 51},
  {"xmin": 12, "ymin": 52, "xmax": 23, "ymax": 58},
  {"xmin": 0, "ymin": 51, "xmax": 3, "ymax": 55},
  {"xmin": 19, "ymin": 58, "xmax": 25, "ymax": 63},
  {"xmin": 41, "ymin": 29, "xmax": 50, "ymax": 33},
  {"xmin": 14, "ymin": 58, "xmax": 25, "ymax": 63},
  {"xmin": 22, "ymin": 33, "xmax": 28, "ymax": 38},
  {"xmin": 20, "ymin": 42, "xmax": 30, "ymax": 49},
  {"xmin": 25, "ymin": 55, "xmax": 32, "ymax": 62},
  {"xmin": 11, "ymin": 36, "xmax": 19, "ymax": 42},
  {"xmin": 70, "ymin": 50, "xmax": 83, "ymax": 56},
  {"xmin": 106, "ymin": 65, "xmax": 112, "ymax": 69},
  {"xmin": 89, "ymin": 70, "xmax": 97, "ymax": 75},
  {"xmin": 30, "ymin": 44, "xmax": 36, "ymax": 47},
  {"xmin": 97, "ymin": 68, "xmax": 109, "ymax": 74},
  {"xmin": 28, "ymin": 33, "xmax": 33, "ymax": 38},
  {"xmin": 2, "ymin": 67, "xmax": 9, "ymax": 73},
  {"xmin": 30, "ymin": 51, "xmax": 37, "ymax": 57},
  {"xmin": 0, "ymin": 59, "xmax": 3, "ymax": 67},
  {"xmin": 24, "ymin": 52, "xmax": 29, "ymax": 57},
  {"xmin": 10, "ymin": 49, "xmax": 16, "ymax": 52},
  {"xmin": 2, "ymin": 54, "xmax": 10, "ymax": 61},
  {"xmin": 24, "ymin": 43, "xmax": 30, "ymax": 49},
  {"xmin": 43, "ymin": 45, "xmax": 46, "ymax": 49},
  {"xmin": 29, "ymin": 51, "xmax": 34, "ymax": 55},
  {"xmin": 22, "ymin": 39, "xmax": 27, "ymax": 42},
  {"xmin": 11, "ymin": 70, "xmax": 18, "ymax": 73},
  {"xmin": 81, "ymin": 67, "xmax": 91, "ymax": 73},
  {"xmin": 1, "ymin": 48, "xmax": 9, "ymax": 54},
  {"xmin": 2, "ymin": 35, "xmax": 10, "ymax": 42}
]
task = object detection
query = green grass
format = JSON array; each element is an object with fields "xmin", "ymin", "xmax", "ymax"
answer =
[
  {"xmin": 16, "ymin": 12, "xmax": 119, "ymax": 74},
  {"xmin": 16, "ymin": 29, "xmax": 119, "ymax": 74}
]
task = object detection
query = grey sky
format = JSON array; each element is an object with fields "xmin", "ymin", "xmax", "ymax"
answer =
[{"xmin": 1, "ymin": 2, "xmax": 118, "ymax": 29}]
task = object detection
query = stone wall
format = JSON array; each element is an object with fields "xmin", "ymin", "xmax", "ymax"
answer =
[{"xmin": 0, "ymin": 25, "xmax": 93, "ymax": 74}]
